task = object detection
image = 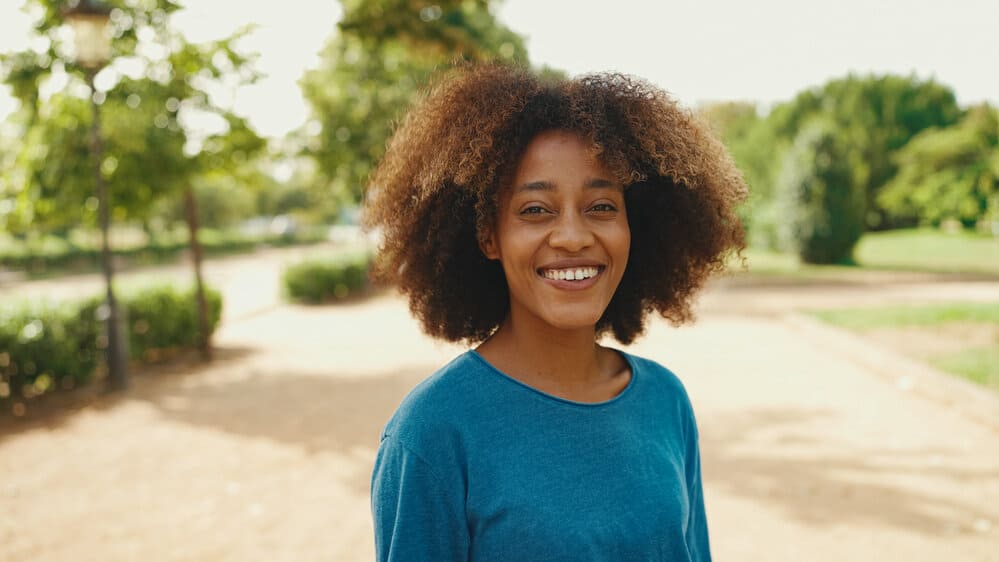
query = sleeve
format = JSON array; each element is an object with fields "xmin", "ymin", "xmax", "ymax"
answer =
[
  {"xmin": 683, "ymin": 408, "xmax": 712, "ymax": 562},
  {"xmin": 370, "ymin": 434, "xmax": 470, "ymax": 562}
]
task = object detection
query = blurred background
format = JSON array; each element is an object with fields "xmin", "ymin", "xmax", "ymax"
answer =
[{"xmin": 0, "ymin": 1, "xmax": 997, "ymax": 561}]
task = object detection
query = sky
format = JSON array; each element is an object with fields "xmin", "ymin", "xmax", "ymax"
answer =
[{"xmin": 0, "ymin": 0, "xmax": 997, "ymax": 139}]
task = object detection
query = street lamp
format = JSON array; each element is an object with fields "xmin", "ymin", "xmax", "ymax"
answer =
[{"xmin": 63, "ymin": 0, "xmax": 129, "ymax": 391}]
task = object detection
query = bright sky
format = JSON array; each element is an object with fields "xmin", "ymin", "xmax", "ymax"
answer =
[{"xmin": 1, "ymin": 0, "xmax": 997, "ymax": 139}]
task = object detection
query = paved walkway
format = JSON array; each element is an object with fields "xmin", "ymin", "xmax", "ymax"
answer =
[{"xmin": 1, "ymin": 254, "xmax": 998, "ymax": 561}]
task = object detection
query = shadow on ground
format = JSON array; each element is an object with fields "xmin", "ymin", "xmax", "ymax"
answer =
[
  {"xmin": 129, "ymin": 361, "xmax": 434, "ymax": 494},
  {"xmin": 700, "ymin": 408, "xmax": 999, "ymax": 535},
  {"xmin": 0, "ymin": 345, "xmax": 257, "ymax": 442}
]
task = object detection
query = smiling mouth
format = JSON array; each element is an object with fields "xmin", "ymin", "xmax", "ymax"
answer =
[{"xmin": 537, "ymin": 266, "xmax": 604, "ymax": 281}]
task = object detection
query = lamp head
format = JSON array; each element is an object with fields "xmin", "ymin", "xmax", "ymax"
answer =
[{"xmin": 63, "ymin": 0, "xmax": 113, "ymax": 69}]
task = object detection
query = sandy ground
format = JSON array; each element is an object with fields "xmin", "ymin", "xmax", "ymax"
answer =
[{"xmin": 2, "ymin": 251, "xmax": 998, "ymax": 561}]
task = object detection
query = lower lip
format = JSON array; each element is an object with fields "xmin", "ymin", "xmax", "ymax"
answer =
[{"xmin": 537, "ymin": 269, "xmax": 603, "ymax": 291}]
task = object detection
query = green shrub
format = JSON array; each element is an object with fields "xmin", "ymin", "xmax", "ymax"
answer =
[
  {"xmin": 1, "ymin": 284, "xmax": 223, "ymax": 406},
  {"xmin": 776, "ymin": 119, "xmax": 866, "ymax": 264},
  {"xmin": 0, "ymin": 301, "xmax": 100, "ymax": 401},
  {"xmin": 119, "ymin": 285, "xmax": 223, "ymax": 362},
  {"xmin": 282, "ymin": 253, "xmax": 372, "ymax": 303},
  {"xmin": 0, "ymin": 228, "xmax": 327, "ymax": 275}
]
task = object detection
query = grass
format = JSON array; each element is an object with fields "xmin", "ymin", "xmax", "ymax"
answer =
[
  {"xmin": 854, "ymin": 228, "xmax": 999, "ymax": 275},
  {"xmin": 809, "ymin": 302, "xmax": 999, "ymax": 393},
  {"xmin": 931, "ymin": 347, "xmax": 999, "ymax": 389},
  {"xmin": 733, "ymin": 228, "xmax": 999, "ymax": 279},
  {"xmin": 810, "ymin": 302, "xmax": 999, "ymax": 331}
]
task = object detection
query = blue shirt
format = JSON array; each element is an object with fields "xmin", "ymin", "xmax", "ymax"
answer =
[{"xmin": 371, "ymin": 350, "xmax": 711, "ymax": 561}]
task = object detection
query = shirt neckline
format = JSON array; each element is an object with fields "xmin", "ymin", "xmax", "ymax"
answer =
[{"xmin": 467, "ymin": 349, "xmax": 638, "ymax": 408}]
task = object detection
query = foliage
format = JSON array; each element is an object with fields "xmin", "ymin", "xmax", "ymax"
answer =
[
  {"xmin": 878, "ymin": 104, "xmax": 999, "ymax": 228},
  {"xmin": 0, "ymin": 300, "xmax": 101, "ymax": 401},
  {"xmin": 767, "ymin": 74, "xmax": 962, "ymax": 229},
  {"xmin": 0, "ymin": 227, "xmax": 328, "ymax": 275},
  {"xmin": 299, "ymin": 0, "xmax": 530, "ymax": 207},
  {"xmin": 282, "ymin": 253, "xmax": 372, "ymax": 303},
  {"xmin": 116, "ymin": 284, "xmax": 222, "ymax": 362},
  {"xmin": 776, "ymin": 119, "xmax": 865, "ymax": 264},
  {"xmin": 152, "ymin": 171, "xmax": 258, "ymax": 229},
  {"xmin": 699, "ymin": 101, "xmax": 782, "ymax": 247},
  {"xmin": 1, "ymin": 283, "xmax": 222, "ymax": 404},
  {"xmin": 0, "ymin": 0, "xmax": 265, "ymax": 234}
]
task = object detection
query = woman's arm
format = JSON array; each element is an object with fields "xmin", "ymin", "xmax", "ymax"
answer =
[
  {"xmin": 683, "ymin": 410, "xmax": 712, "ymax": 562},
  {"xmin": 371, "ymin": 435, "xmax": 470, "ymax": 561}
]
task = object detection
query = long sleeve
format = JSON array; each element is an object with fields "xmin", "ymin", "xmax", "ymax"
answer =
[
  {"xmin": 371, "ymin": 434, "xmax": 470, "ymax": 562},
  {"xmin": 683, "ymin": 412, "xmax": 712, "ymax": 562}
]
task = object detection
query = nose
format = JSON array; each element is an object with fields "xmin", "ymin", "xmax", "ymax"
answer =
[{"xmin": 548, "ymin": 212, "xmax": 595, "ymax": 252}]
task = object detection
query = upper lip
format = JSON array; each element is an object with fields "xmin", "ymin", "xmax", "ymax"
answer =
[{"xmin": 537, "ymin": 259, "xmax": 606, "ymax": 271}]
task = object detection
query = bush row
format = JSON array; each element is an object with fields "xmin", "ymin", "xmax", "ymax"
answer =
[
  {"xmin": 0, "ymin": 285, "xmax": 222, "ymax": 404},
  {"xmin": 0, "ymin": 228, "xmax": 328, "ymax": 275},
  {"xmin": 282, "ymin": 253, "xmax": 373, "ymax": 303}
]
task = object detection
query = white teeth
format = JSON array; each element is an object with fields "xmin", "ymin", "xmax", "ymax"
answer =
[{"xmin": 542, "ymin": 267, "xmax": 599, "ymax": 281}]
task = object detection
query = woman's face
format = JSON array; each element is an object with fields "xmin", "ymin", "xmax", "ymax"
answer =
[{"xmin": 482, "ymin": 129, "xmax": 631, "ymax": 333}]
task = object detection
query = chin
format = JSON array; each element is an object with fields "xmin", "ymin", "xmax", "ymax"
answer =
[{"xmin": 540, "ymin": 309, "xmax": 606, "ymax": 332}]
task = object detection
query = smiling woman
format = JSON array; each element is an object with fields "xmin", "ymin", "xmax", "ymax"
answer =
[{"xmin": 363, "ymin": 64, "xmax": 747, "ymax": 561}]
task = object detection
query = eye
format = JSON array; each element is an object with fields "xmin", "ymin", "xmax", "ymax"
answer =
[
  {"xmin": 519, "ymin": 205, "xmax": 550, "ymax": 215},
  {"xmin": 588, "ymin": 203, "xmax": 618, "ymax": 213}
]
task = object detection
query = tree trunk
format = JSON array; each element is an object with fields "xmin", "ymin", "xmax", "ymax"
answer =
[{"xmin": 183, "ymin": 187, "xmax": 212, "ymax": 361}]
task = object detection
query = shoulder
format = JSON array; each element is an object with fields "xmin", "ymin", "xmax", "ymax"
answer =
[
  {"xmin": 381, "ymin": 351, "xmax": 487, "ymax": 442},
  {"xmin": 626, "ymin": 352, "xmax": 692, "ymax": 402},
  {"xmin": 622, "ymin": 351, "xmax": 699, "ymax": 427},
  {"xmin": 377, "ymin": 351, "xmax": 496, "ymax": 480}
]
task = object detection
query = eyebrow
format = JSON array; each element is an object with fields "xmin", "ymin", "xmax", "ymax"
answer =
[{"xmin": 514, "ymin": 178, "xmax": 621, "ymax": 193}]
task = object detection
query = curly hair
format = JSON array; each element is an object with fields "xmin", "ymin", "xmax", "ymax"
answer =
[{"xmin": 363, "ymin": 64, "xmax": 747, "ymax": 344}]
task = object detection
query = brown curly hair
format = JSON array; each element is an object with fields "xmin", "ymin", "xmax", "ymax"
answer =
[{"xmin": 364, "ymin": 64, "xmax": 747, "ymax": 344}]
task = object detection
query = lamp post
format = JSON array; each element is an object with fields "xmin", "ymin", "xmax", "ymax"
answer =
[{"xmin": 63, "ymin": 0, "xmax": 129, "ymax": 391}]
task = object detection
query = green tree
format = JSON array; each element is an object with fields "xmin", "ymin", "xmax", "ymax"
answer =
[
  {"xmin": 768, "ymin": 74, "xmax": 962, "ymax": 229},
  {"xmin": 699, "ymin": 101, "xmax": 782, "ymax": 247},
  {"xmin": 299, "ymin": 0, "xmax": 529, "ymax": 210},
  {"xmin": 776, "ymin": 119, "xmax": 866, "ymax": 264},
  {"xmin": 878, "ymin": 104, "xmax": 999, "ymax": 228},
  {"xmin": 0, "ymin": 0, "xmax": 264, "ymax": 235},
  {"xmin": 1, "ymin": 0, "xmax": 266, "ymax": 360}
]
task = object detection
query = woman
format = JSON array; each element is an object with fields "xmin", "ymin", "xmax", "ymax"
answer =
[{"xmin": 365, "ymin": 64, "xmax": 746, "ymax": 561}]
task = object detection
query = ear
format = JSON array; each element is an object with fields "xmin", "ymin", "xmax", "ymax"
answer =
[{"xmin": 479, "ymin": 229, "xmax": 500, "ymax": 260}]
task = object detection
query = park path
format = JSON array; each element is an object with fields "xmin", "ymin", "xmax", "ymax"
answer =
[{"xmin": 1, "ymin": 248, "xmax": 998, "ymax": 561}]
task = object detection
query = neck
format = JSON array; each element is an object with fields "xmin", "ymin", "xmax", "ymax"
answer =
[{"xmin": 477, "ymin": 310, "xmax": 608, "ymax": 388}]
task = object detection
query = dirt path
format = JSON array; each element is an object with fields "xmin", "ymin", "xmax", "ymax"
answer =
[{"xmin": 2, "ymin": 254, "xmax": 998, "ymax": 561}]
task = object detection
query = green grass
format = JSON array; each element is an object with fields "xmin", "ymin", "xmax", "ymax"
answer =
[
  {"xmin": 810, "ymin": 302, "xmax": 999, "ymax": 393},
  {"xmin": 855, "ymin": 228, "xmax": 999, "ymax": 275},
  {"xmin": 810, "ymin": 303, "xmax": 999, "ymax": 331},
  {"xmin": 733, "ymin": 228, "xmax": 999, "ymax": 279},
  {"xmin": 931, "ymin": 347, "xmax": 999, "ymax": 390}
]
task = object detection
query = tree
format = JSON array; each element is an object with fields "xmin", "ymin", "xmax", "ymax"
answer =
[
  {"xmin": 299, "ymin": 0, "xmax": 530, "ymax": 210},
  {"xmin": 0, "ymin": 0, "xmax": 264, "ymax": 235},
  {"xmin": 1, "ymin": 0, "xmax": 265, "ymax": 359},
  {"xmin": 699, "ymin": 101, "xmax": 781, "ymax": 247},
  {"xmin": 878, "ymin": 104, "xmax": 999, "ymax": 229},
  {"xmin": 767, "ymin": 74, "xmax": 962, "ymax": 229},
  {"xmin": 776, "ymin": 119, "xmax": 866, "ymax": 264}
]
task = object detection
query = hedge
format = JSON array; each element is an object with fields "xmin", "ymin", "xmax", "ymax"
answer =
[
  {"xmin": 1, "ymin": 285, "xmax": 222, "ymax": 405},
  {"xmin": 282, "ymin": 253, "xmax": 372, "ymax": 303},
  {"xmin": 0, "ymin": 228, "xmax": 329, "ymax": 276}
]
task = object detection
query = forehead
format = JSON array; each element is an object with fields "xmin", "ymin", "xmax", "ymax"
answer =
[{"xmin": 510, "ymin": 130, "xmax": 613, "ymax": 186}]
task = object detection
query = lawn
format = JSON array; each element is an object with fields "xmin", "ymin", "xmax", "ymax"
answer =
[
  {"xmin": 810, "ymin": 302, "xmax": 999, "ymax": 393},
  {"xmin": 734, "ymin": 228, "xmax": 999, "ymax": 278}
]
